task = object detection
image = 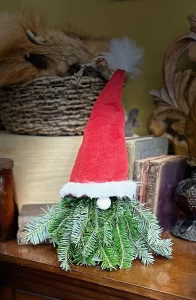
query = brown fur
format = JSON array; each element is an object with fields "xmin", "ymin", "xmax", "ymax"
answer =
[{"xmin": 0, "ymin": 13, "xmax": 110, "ymax": 87}]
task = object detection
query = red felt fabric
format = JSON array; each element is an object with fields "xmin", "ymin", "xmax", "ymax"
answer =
[{"xmin": 70, "ymin": 69, "xmax": 128, "ymax": 183}]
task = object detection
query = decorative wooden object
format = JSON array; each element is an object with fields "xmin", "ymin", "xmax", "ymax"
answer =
[
  {"xmin": 184, "ymin": 95, "xmax": 196, "ymax": 165},
  {"xmin": 0, "ymin": 236, "xmax": 196, "ymax": 300},
  {"xmin": 147, "ymin": 14, "xmax": 196, "ymax": 157}
]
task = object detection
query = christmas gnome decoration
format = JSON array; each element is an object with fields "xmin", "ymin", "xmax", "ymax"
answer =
[{"xmin": 24, "ymin": 38, "xmax": 172, "ymax": 271}]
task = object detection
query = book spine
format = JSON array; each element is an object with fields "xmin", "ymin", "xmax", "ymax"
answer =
[
  {"xmin": 146, "ymin": 163, "xmax": 160, "ymax": 210},
  {"xmin": 126, "ymin": 141, "xmax": 135, "ymax": 179},
  {"xmin": 133, "ymin": 160, "xmax": 151, "ymax": 204},
  {"xmin": 140, "ymin": 161, "xmax": 150, "ymax": 204},
  {"xmin": 133, "ymin": 160, "xmax": 143, "ymax": 203},
  {"xmin": 133, "ymin": 160, "xmax": 141, "ymax": 182}
]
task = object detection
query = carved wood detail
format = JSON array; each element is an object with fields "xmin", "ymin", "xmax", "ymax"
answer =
[{"xmin": 147, "ymin": 14, "xmax": 196, "ymax": 158}]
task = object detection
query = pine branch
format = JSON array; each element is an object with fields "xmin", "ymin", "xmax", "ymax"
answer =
[
  {"xmin": 127, "ymin": 197, "xmax": 173, "ymax": 259},
  {"xmin": 100, "ymin": 246, "xmax": 117, "ymax": 271},
  {"xmin": 112, "ymin": 199, "xmax": 136, "ymax": 269},
  {"xmin": 82, "ymin": 205, "xmax": 99, "ymax": 259},
  {"xmin": 132, "ymin": 237, "xmax": 154, "ymax": 265},
  {"xmin": 71, "ymin": 202, "xmax": 89, "ymax": 246},
  {"xmin": 48, "ymin": 205, "xmax": 71, "ymax": 244},
  {"xmin": 57, "ymin": 222, "xmax": 73, "ymax": 271},
  {"xmin": 123, "ymin": 203, "xmax": 154, "ymax": 265},
  {"xmin": 23, "ymin": 195, "xmax": 173, "ymax": 271},
  {"xmin": 98, "ymin": 208, "xmax": 115, "ymax": 246},
  {"xmin": 103, "ymin": 220, "xmax": 113, "ymax": 246},
  {"xmin": 23, "ymin": 205, "xmax": 58, "ymax": 244}
]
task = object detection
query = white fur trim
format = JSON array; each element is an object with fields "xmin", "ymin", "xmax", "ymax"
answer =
[
  {"xmin": 59, "ymin": 180, "xmax": 137, "ymax": 198},
  {"xmin": 102, "ymin": 37, "xmax": 143, "ymax": 78}
]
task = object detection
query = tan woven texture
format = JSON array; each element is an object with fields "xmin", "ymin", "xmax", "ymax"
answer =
[{"xmin": 0, "ymin": 75, "xmax": 106, "ymax": 136}]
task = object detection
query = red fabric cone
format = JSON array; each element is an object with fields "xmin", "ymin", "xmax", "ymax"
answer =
[
  {"xmin": 70, "ymin": 69, "xmax": 128, "ymax": 183},
  {"xmin": 60, "ymin": 37, "xmax": 142, "ymax": 200}
]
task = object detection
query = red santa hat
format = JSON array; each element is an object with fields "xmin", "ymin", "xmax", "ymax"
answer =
[{"xmin": 60, "ymin": 37, "xmax": 143, "ymax": 209}]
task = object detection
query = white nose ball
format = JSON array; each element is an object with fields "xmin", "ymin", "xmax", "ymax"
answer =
[{"xmin": 96, "ymin": 197, "xmax": 111, "ymax": 210}]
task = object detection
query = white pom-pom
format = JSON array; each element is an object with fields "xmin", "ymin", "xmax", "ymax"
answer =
[
  {"xmin": 102, "ymin": 37, "xmax": 143, "ymax": 78},
  {"xmin": 97, "ymin": 197, "xmax": 111, "ymax": 210}
]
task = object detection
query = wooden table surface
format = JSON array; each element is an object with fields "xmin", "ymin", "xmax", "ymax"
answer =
[{"xmin": 0, "ymin": 234, "xmax": 196, "ymax": 300}]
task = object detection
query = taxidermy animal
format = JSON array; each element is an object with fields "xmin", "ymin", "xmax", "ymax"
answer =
[{"xmin": 0, "ymin": 12, "xmax": 111, "ymax": 87}]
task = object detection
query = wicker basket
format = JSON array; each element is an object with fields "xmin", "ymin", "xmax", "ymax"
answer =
[{"xmin": 0, "ymin": 75, "xmax": 106, "ymax": 136}]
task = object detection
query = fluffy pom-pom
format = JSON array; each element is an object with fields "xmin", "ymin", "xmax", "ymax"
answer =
[
  {"xmin": 96, "ymin": 197, "xmax": 111, "ymax": 210},
  {"xmin": 103, "ymin": 37, "xmax": 143, "ymax": 78}
]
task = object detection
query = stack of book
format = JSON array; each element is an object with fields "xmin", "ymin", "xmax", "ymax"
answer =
[
  {"xmin": 17, "ymin": 135, "xmax": 186, "ymax": 245},
  {"xmin": 128, "ymin": 136, "xmax": 186, "ymax": 230}
]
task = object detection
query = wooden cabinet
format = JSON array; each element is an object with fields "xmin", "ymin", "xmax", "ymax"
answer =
[
  {"xmin": 0, "ymin": 238, "xmax": 196, "ymax": 300},
  {"xmin": 1, "ymin": 262, "xmax": 127, "ymax": 300},
  {"xmin": 15, "ymin": 291, "xmax": 51, "ymax": 300},
  {"xmin": 2, "ymin": 286, "xmax": 85, "ymax": 300},
  {"xmin": 1, "ymin": 287, "xmax": 54, "ymax": 300}
]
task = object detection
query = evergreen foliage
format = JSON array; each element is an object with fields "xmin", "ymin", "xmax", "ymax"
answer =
[{"xmin": 23, "ymin": 196, "xmax": 172, "ymax": 271}]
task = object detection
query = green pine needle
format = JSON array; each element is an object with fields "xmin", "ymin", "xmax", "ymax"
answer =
[
  {"xmin": 100, "ymin": 245, "xmax": 118, "ymax": 271},
  {"xmin": 127, "ymin": 197, "xmax": 173, "ymax": 259},
  {"xmin": 23, "ymin": 196, "xmax": 173, "ymax": 271},
  {"xmin": 71, "ymin": 202, "xmax": 89, "ymax": 246},
  {"xmin": 23, "ymin": 205, "xmax": 59, "ymax": 245}
]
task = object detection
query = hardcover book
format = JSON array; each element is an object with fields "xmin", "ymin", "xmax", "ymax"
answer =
[
  {"xmin": 146, "ymin": 155, "xmax": 186, "ymax": 230},
  {"xmin": 133, "ymin": 155, "xmax": 165, "ymax": 203},
  {"xmin": 126, "ymin": 136, "xmax": 169, "ymax": 179}
]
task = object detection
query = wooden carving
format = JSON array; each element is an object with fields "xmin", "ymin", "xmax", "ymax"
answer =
[
  {"xmin": 184, "ymin": 97, "xmax": 196, "ymax": 166},
  {"xmin": 147, "ymin": 14, "xmax": 196, "ymax": 157}
]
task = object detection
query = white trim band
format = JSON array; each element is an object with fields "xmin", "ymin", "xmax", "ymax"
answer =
[{"xmin": 59, "ymin": 180, "xmax": 137, "ymax": 199}]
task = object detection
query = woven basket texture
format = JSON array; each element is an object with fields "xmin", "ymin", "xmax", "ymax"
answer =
[{"xmin": 0, "ymin": 75, "xmax": 106, "ymax": 136}]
